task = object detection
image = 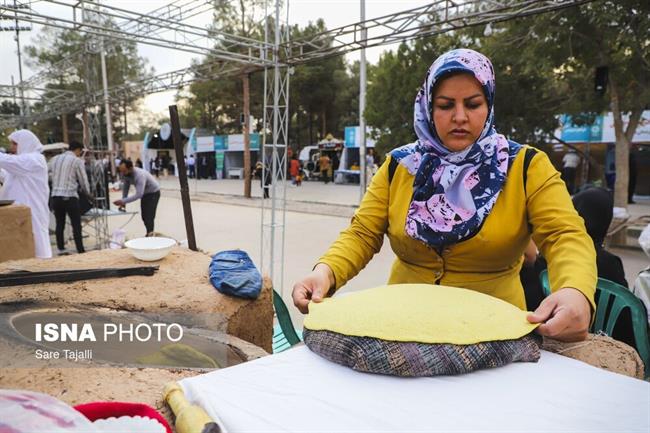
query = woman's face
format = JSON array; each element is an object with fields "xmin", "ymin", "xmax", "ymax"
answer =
[{"xmin": 432, "ymin": 73, "xmax": 488, "ymax": 152}]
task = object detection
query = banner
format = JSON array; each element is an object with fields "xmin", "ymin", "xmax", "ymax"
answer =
[
  {"xmin": 560, "ymin": 114, "xmax": 603, "ymax": 143},
  {"xmin": 601, "ymin": 110, "xmax": 650, "ymax": 143},
  {"xmin": 214, "ymin": 135, "xmax": 227, "ymax": 150}
]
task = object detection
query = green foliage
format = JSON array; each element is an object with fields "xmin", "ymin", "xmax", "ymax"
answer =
[
  {"xmin": 0, "ymin": 101, "xmax": 20, "ymax": 148},
  {"xmin": 180, "ymin": 12, "xmax": 358, "ymax": 151},
  {"xmin": 178, "ymin": 0, "xmax": 269, "ymax": 133},
  {"xmin": 365, "ymin": 1, "xmax": 649, "ymax": 161},
  {"xmin": 365, "ymin": 35, "xmax": 462, "ymax": 156},
  {"xmin": 289, "ymin": 19, "xmax": 355, "ymax": 147}
]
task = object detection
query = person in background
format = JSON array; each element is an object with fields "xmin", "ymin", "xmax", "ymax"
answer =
[
  {"xmin": 113, "ymin": 159, "xmax": 161, "ymax": 236},
  {"xmin": 0, "ymin": 130, "xmax": 52, "ymax": 258},
  {"xmin": 188, "ymin": 154, "xmax": 196, "ymax": 178},
  {"xmin": 261, "ymin": 158, "xmax": 272, "ymax": 198},
  {"xmin": 604, "ymin": 144, "xmax": 616, "ymax": 190},
  {"xmin": 48, "ymin": 140, "xmax": 90, "ymax": 255},
  {"xmin": 561, "ymin": 148, "xmax": 580, "ymax": 194},
  {"xmin": 572, "ymin": 188, "xmax": 627, "ymax": 287},
  {"xmin": 319, "ymin": 153, "xmax": 331, "ymax": 184},
  {"xmin": 628, "ymin": 144, "xmax": 637, "ymax": 204},
  {"xmin": 289, "ymin": 154, "xmax": 300, "ymax": 185},
  {"xmin": 572, "ymin": 187, "xmax": 638, "ymax": 349},
  {"xmin": 296, "ymin": 165, "xmax": 304, "ymax": 187},
  {"xmin": 135, "ymin": 158, "xmax": 143, "ymax": 169},
  {"xmin": 150, "ymin": 157, "xmax": 159, "ymax": 178},
  {"xmin": 365, "ymin": 148, "xmax": 376, "ymax": 184}
]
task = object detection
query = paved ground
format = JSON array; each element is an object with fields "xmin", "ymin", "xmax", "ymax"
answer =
[
  {"xmin": 107, "ymin": 179, "xmax": 393, "ymax": 327},
  {"xmin": 101, "ymin": 176, "xmax": 650, "ymax": 329}
]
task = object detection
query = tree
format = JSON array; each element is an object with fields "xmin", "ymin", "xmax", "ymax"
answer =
[
  {"xmin": 366, "ymin": 34, "xmax": 462, "ymax": 156},
  {"xmin": 180, "ymin": 14, "xmax": 356, "ymax": 151},
  {"xmin": 484, "ymin": 0, "xmax": 649, "ymax": 207},
  {"xmin": 365, "ymin": 0, "xmax": 649, "ymax": 192},
  {"xmin": 24, "ymin": 20, "xmax": 152, "ymax": 146},
  {"xmin": 179, "ymin": 0, "xmax": 270, "ymax": 197},
  {"xmin": 289, "ymin": 19, "xmax": 352, "ymax": 147},
  {"xmin": 0, "ymin": 101, "xmax": 20, "ymax": 148}
]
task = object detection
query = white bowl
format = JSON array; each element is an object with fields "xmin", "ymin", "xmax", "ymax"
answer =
[
  {"xmin": 124, "ymin": 237, "xmax": 176, "ymax": 261},
  {"xmin": 93, "ymin": 415, "xmax": 166, "ymax": 432}
]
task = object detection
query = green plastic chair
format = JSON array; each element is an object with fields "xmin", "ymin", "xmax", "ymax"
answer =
[
  {"xmin": 539, "ymin": 269, "xmax": 650, "ymax": 378},
  {"xmin": 272, "ymin": 289, "xmax": 302, "ymax": 353}
]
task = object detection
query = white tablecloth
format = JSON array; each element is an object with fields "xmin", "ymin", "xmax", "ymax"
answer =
[{"xmin": 180, "ymin": 346, "xmax": 650, "ymax": 433}]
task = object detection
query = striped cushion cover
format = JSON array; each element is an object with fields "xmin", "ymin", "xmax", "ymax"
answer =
[{"xmin": 304, "ymin": 329, "xmax": 541, "ymax": 377}]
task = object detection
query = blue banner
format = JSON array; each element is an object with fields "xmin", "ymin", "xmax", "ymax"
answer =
[
  {"xmin": 560, "ymin": 114, "xmax": 603, "ymax": 142},
  {"xmin": 250, "ymin": 133, "xmax": 260, "ymax": 150},
  {"xmin": 345, "ymin": 126, "xmax": 357, "ymax": 148},
  {"xmin": 213, "ymin": 135, "xmax": 227, "ymax": 150}
]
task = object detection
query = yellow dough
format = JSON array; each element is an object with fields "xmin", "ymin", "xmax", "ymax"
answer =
[{"xmin": 304, "ymin": 284, "xmax": 539, "ymax": 345}]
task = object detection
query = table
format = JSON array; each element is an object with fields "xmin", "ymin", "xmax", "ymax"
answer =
[
  {"xmin": 180, "ymin": 345, "xmax": 650, "ymax": 433},
  {"xmin": 334, "ymin": 169, "xmax": 360, "ymax": 184}
]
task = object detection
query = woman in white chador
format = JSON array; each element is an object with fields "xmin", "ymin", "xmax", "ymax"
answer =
[{"xmin": 0, "ymin": 129, "xmax": 52, "ymax": 258}]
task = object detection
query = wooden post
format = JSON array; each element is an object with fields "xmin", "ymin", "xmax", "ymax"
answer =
[
  {"xmin": 169, "ymin": 105, "xmax": 197, "ymax": 251},
  {"xmin": 243, "ymin": 72, "xmax": 252, "ymax": 198}
]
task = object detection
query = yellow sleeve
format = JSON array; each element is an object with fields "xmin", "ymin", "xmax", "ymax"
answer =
[
  {"xmin": 318, "ymin": 156, "xmax": 391, "ymax": 290},
  {"xmin": 526, "ymin": 150, "xmax": 597, "ymax": 311}
]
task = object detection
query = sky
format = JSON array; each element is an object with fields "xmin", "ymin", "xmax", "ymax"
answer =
[{"xmin": 0, "ymin": 0, "xmax": 432, "ymax": 119}]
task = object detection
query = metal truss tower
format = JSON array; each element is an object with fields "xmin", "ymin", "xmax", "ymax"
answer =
[
  {"xmin": 261, "ymin": 0, "xmax": 291, "ymax": 295},
  {"xmin": 80, "ymin": 2, "xmax": 110, "ymax": 250}
]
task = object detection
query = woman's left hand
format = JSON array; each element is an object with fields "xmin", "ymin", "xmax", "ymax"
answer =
[{"xmin": 527, "ymin": 288, "xmax": 592, "ymax": 342}]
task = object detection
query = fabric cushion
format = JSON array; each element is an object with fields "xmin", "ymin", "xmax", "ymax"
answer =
[
  {"xmin": 303, "ymin": 284, "xmax": 541, "ymax": 376},
  {"xmin": 303, "ymin": 329, "xmax": 541, "ymax": 377}
]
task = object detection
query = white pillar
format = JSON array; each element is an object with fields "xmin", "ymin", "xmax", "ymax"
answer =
[
  {"xmin": 359, "ymin": 0, "xmax": 367, "ymax": 202},
  {"xmin": 100, "ymin": 39, "xmax": 115, "ymax": 176}
]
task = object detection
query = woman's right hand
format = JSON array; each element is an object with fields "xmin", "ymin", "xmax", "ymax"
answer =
[{"xmin": 291, "ymin": 263, "xmax": 334, "ymax": 314}]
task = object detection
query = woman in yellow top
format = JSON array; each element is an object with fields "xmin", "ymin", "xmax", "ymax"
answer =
[{"xmin": 292, "ymin": 49, "xmax": 596, "ymax": 342}]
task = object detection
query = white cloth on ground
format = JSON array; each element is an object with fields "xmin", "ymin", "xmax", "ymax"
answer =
[
  {"xmin": 180, "ymin": 345, "xmax": 649, "ymax": 433},
  {"xmin": 0, "ymin": 130, "xmax": 52, "ymax": 258}
]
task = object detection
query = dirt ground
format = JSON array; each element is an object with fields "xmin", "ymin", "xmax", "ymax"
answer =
[
  {"xmin": 0, "ymin": 247, "xmax": 273, "ymax": 352},
  {"xmin": 0, "ymin": 247, "xmax": 273, "ymax": 429},
  {"xmin": 0, "ymin": 366, "xmax": 202, "ymax": 426}
]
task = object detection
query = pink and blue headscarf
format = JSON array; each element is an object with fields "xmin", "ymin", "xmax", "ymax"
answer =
[{"xmin": 390, "ymin": 48, "xmax": 521, "ymax": 250}]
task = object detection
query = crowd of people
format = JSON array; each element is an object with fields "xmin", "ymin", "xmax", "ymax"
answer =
[{"xmin": 0, "ymin": 130, "xmax": 161, "ymax": 257}]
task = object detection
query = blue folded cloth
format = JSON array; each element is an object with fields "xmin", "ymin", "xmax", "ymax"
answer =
[{"xmin": 209, "ymin": 250, "xmax": 262, "ymax": 299}]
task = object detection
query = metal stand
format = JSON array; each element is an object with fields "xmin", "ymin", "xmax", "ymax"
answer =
[{"xmin": 261, "ymin": 0, "xmax": 291, "ymax": 295}]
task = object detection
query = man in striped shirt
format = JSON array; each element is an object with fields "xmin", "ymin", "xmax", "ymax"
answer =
[{"xmin": 48, "ymin": 141, "xmax": 91, "ymax": 254}]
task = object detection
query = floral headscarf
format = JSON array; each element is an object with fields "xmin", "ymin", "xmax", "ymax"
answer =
[{"xmin": 390, "ymin": 48, "xmax": 521, "ymax": 250}]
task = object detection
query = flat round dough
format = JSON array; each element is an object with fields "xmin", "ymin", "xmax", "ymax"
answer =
[{"xmin": 304, "ymin": 284, "xmax": 538, "ymax": 345}]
